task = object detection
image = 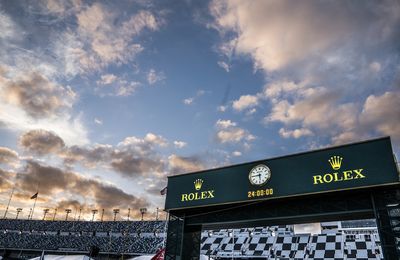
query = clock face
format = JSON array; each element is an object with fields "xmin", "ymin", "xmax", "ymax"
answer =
[{"xmin": 249, "ymin": 164, "xmax": 271, "ymax": 186}]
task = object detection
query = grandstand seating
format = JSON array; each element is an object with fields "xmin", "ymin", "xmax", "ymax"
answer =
[
  {"xmin": 0, "ymin": 219, "xmax": 384, "ymax": 259},
  {"xmin": 0, "ymin": 219, "xmax": 164, "ymax": 255}
]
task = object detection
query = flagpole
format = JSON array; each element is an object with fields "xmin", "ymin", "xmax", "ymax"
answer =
[
  {"xmin": 31, "ymin": 183, "xmax": 40, "ymax": 220},
  {"xmin": 3, "ymin": 187, "xmax": 14, "ymax": 219},
  {"xmin": 31, "ymin": 195, "xmax": 38, "ymax": 220}
]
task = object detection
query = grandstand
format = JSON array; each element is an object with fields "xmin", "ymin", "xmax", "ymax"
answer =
[
  {"xmin": 0, "ymin": 219, "xmax": 165, "ymax": 259},
  {"xmin": 0, "ymin": 218, "xmax": 383, "ymax": 259}
]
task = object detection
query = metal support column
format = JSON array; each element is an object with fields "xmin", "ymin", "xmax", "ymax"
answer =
[
  {"xmin": 371, "ymin": 189, "xmax": 400, "ymax": 259},
  {"xmin": 165, "ymin": 214, "xmax": 184, "ymax": 260},
  {"xmin": 181, "ymin": 224, "xmax": 201, "ymax": 260}
]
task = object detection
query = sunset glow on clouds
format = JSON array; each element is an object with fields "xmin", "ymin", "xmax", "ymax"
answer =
[{"xmin": 0, "ymin": 0, "xmax": 399, "ymax": 221}]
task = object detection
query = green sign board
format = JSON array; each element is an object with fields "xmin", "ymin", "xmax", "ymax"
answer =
[{"xmin": 165, "ymin": 137, "xmax": 399, "ymax": 210}]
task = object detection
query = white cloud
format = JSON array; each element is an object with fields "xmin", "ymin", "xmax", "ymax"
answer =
[
  {"xmin": 215, "ymin": 119, "xmax": 255, "ymax": 144},
  {"xmin": 0, "ymin": 69, "xmax": 88, "ymax": 146},
  {"xmin": 147, "ymin": 69, "xmax": 165, "ymax": 85},
  {"xmin": 331, "ymin": 132, "xmax": 360, "ymax": 146},
  {"xmin": 183, "ymin": 89, "xmax": 207, "ymax": 106},
  {"xmin": 210, "ymin": 0, "xmax": 400, "ymax": 72},
  {"xmin": 0, "ymin": 147, "xmax": 19, "ymax": 167},
  {"xmin": 144, "ymin": 133, "xmax": 168, "ymax": 147},
  {"xmin": 232, "ymin": 94, "xmax": 258, "ymax": 111},
  {"xmin": 0, "ymin": 11, "xmax": 20, "ymax": 40},
  {"xmin": 217, "ymin": 128, "xmax": 247, "ymax": 143},
  {"xmin": 264, "ymin": 84, "xmax": 357, "ymax": 131},
  {"xmin": 173, "ymin": 141, "xmax": 187, "ymax": 149},
  {"xmin": 262, "ymin": 81, "xmax": 306, "ymax": 99},
  {"xmin": 217, "ymin": 105, "xmax": 227, "ymax": 112},
  {"xmin": 115, "ymin": 82, "xmax": 140, "ymax": 97},
  {"xmin": 217, "ymin": 61, "xmax": 230, "ymax": 72},
  {"xmin": 53, "ymin": 4, "xmax": 161, "ymax": 74},
  {"xmin": 183, "ymin": 98, "xmax": 194, "ymax": 105},
  {"xmin": 97, "ymin": 74, "xmax": 117, "ymax": 85},
  {"xmin": 279, "ymin": 128, "xmax": 313, "ymax": 139},
  {"xmin": 232, "ymin": 151, "xmax": 242, "ymax": 157},
  {"xmin": 0, "ymin": 101, "xmax": 88, "ymax": 146},
  {"xmin": 94, "ymin": 118, "xmax": 103, "ymax": 125},
  {"xmin": 246, "ymin": 108, "xmax": 257, "ymax": 116},
  {"xmin": 168, "ymin": 154, "xmax": 204, "ymax": 175},
  {"xmin": 215, "ymin": 119, "xmax": 236, "ymax": 129},
  {"xmin": 360, "ymin": 91, "xmax": 400, "ymax": 140}
]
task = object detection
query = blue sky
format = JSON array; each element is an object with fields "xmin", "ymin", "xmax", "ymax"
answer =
[{"xmin": 0, "ymin": 0, "xmax": 399, "ymax": 221}]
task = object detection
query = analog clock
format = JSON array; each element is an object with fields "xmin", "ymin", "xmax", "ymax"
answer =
[{"xmin": 249, "ymin": 164, "xmax": 271, "ymax": 186}]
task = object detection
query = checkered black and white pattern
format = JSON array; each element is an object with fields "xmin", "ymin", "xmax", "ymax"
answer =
[{"xmin": 201, "ymin": 225, "xmax": 383, "ymax": 259}]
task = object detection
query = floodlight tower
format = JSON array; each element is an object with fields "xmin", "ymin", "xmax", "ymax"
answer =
[
  {"xmin": 91, "ymin": 209, "xmax": 98, "ymax": 221},
  {"xmin": 53, "ymin": 208, "xmax": 57, "ymax": 221},
  {"xmin": 65, "ymin": 209, "xmax": 72, "ymax": 221},
  {"xmin": 78, "ymin": 208, "xmax": 82, "ymax": 221},
  {"xmin": 43, "ymin": 208, "xmax": 49, "ymax": 220},
  {"xmin": 113, "ymin": 209, "xmax": 120, "ymax": 221},
  {"xmin": 16, "ymin": 208, "xmax": 22, "ymax": 220},
  {"xmin": 140, "ymin": 208, "xmax": 147, "ymax": 221}
]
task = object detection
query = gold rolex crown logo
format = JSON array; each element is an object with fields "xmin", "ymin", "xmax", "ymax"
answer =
[
  {"xmin": 194, "ymin": 179, "xmax": 203, "ymax": 190},
  {"xmin": 329, "ymin": 156, "xmax": 343, "ymax": 170}
]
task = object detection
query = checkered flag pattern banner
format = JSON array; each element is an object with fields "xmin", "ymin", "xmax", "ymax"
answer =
[{"xmin": 201, "ymin": 225, "xmax": 383, "ymax": 259}]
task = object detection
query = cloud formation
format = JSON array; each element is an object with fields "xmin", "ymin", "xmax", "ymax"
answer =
[
  {"xmin": 360, "ymin": 91, "xmax": 400, "ymax": 139},
  {"xmin": 1, "ymin": 72, "xmax": 76, "ymax": 119},
  {"xmin": 18, "ymin": 130, "xmax": 168, "ymax": 178},
  {"xmin": 12, "ymin": 160, "xmax": 149, "ymax": 219},
  {"xmin": 215, "ymin": 119, "xmax": 255, "ymax": 144},
  {"xmin": 0, "ymin": 67, "xmax": 88, "ymax": 146},
  {"xmin": 168, "ymin": 154, "xmax": 205, "ymax": 175},
  {"xmin": 147, "ymin": 69, "xmax": 165, "ymax": 85},
  {"xmin": 70, "ymin": 4, "xmax": 160, "ymax": 72},
  {"xmin": 232, "ymin": 95, "xmax": 258, "ymax": 112},
  {"xmin": 211, "ymin": 0, "xmax": 400, "ymax": 72},
  {"xmin": 0, "ymin": 147, "xmax": 19, "ymax": 166},
  {"xmin": 19, "ymin": 129, "xmax": 65, "ymax": 155}
]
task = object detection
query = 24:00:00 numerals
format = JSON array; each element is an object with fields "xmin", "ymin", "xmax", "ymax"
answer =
[{"xmin": 248, "ymin": 188, "xmax": 274, "ymax": 198}]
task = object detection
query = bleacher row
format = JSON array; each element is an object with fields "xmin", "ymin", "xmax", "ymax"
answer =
[
  {"xmin": 0, "ymin": 232, "xmax": 163, "ymax": 254},
  {"xmin": 0, "ymin": 219, "xmax": 165, "ymax": 233},
  {"xmin": 0, "ymin": 219, "xmax": 165, "ymax": 255},
  {"xmin": 200, "ymin": 226, "xmax": 383, "ymax": 259}
]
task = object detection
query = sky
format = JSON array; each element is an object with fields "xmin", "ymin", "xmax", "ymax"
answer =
[{"xmin": 0, "ymin": 0, "xmax": 399, "ymax": 221}]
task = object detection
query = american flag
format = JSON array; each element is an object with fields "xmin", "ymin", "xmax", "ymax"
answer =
[
  {"xmin": 151, "ymin": 248, "xmax": 165, "ymax": 260},
  {"xmin": 160, "ymin": 187, "xmax": 167, "ymax": 195}
]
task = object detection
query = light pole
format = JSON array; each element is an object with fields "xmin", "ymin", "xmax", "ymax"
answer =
[
  {"xmin": 27, "ymin": 208, "xmax": 32, "ymax": 220},
  {"xmin": 65, "ymin": 209, "xmax": 72, "ymax": 221},
  {"xmin": 156, "ymin": 207, "xmax": 159, "ymax": 221},
  {"xmin": 139, "ymin": 208, "xmax": 147, "ymax": 221},
  {"xmin": 92, "ymin": 209, "xmax": 98, "ymax": 221},
  {"xmin": 78, "ymin": 208, "xmax": 82, "ymax": 221},
  {"xmin": 113, "ymin": 209, "xmax": 120, "ymax": 221},
  {"xmin": 16, "ymin": 208, "xmax": 22, "ymax": 220},
  {"xmin": 53, "ymin": 208, "xmax": 57, "ymax": 221},
  {"xmin": 43, "ymin": 209, "xmax": 49, "ymax": 220},
  {"xmin": 127, "ymin": 208, "xmax": 130, "ymax": 221}
]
